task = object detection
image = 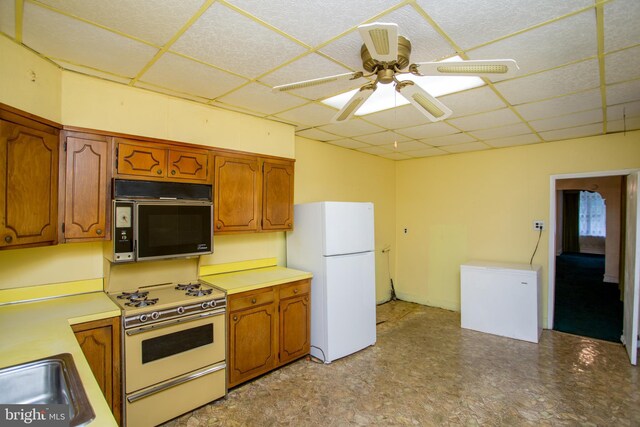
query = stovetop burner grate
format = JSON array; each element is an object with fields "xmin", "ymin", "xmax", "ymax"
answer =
[
  {"xmin": 118, "ymin": 290, "xmax": 149, "ymax": 300},
  {"xmin": 125, "ymin": 298, "xmax": 159, "ymax": 307},
  {"xmin": 186, "ymin": 288, "xmax": 213, "ymax": 297}
]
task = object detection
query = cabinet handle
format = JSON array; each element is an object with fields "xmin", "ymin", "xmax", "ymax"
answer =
[
  {"xmin": 233, "ymin": 315, "xmax": 238, "ymax": 321},
  {"xmin": 251, "ymin": 298, "xmax": 257, "ymax": 304},
  {"xmin": 171, "ymin": 170, "xmax": 176, "ymax": 175},
  {"xmin": 287, "ymin": 223, "xmax": 292, "ymax": 228},
  {"xmin": 293, "ymin": 289, "xmax": 298, "ymax": 294},
  {"xmin": 96, "ymin": 229, "xmax": 103, "ymax": 235},
  {"xmin": 4, "ymin": 235, "xmax": 12, "ymax": 244},
  {"xmin": 157, "ymin": 169, "xmax": 163, "ymax": 175},
  {"xmin": 216, "ymin": 223, "xmax": 222, "ymax": 230}
]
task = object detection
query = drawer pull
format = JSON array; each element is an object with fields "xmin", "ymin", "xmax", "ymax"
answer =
[
  {"xmin": 96, "ymin": 229, "xmax": 103, "ymax": 235},
  {"xmin": 293, "ymin": 289, "xmax": 298, "ymax": 294},
  {"xmin": 4, "ymin": 235, "xmax": 12, "ymax": 244},
  {"xmin": 251, "ymin": 298, "xmax": 257, "ymax": 304},
  {"xmin": 171, "ymin": 170, "xmax": 176, "ymax": 175},
  {"xmin": 157, "ymin": 169, "xmax": 163, "ymax": 175}
]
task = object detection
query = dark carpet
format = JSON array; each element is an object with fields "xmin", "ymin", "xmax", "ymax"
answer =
[{"xmin": 554, "ymin": 252, "xmax": 623, "ymax": 343}]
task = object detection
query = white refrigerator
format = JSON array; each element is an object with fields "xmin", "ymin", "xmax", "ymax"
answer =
[{"xmin": 286, "ymin": 201, "xmax": 376, "ymax": 363}]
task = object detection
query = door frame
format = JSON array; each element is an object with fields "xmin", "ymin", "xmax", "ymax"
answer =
[{"xmin": 547, "ymin": 168, "xmax": 639, "ymax": 330}]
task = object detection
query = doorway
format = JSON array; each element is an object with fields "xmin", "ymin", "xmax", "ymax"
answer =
[{"xmin": 553, "ymin": 178, "xmax": 624, "ymax": 342}]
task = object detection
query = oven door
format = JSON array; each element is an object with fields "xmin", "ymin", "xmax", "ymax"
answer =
[{"xmin": 125, "ymin": 310, "xmax": 225, "ymax": 393}]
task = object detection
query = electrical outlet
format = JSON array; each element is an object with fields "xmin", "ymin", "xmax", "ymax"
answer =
[{"xmin": 533, "ymin": 220, "xmax": 544, "ymax": 231}]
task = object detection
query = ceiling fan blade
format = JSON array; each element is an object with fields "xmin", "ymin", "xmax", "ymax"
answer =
[
  {"xmin": 413, "ymin": 59, "xmax": 519, "ymax": 78},
  {"xmin": 358, "ymin": 22, "xmax": 398, "ymax": 63},
  {"xmin": 272, "ymin": 71, "xmax": 364, "ymax": 92},
  {"xmin": 331, "ymin": 84, "xmax": 376, "ymax": 123},
  {"xmin": 396, "ymin": 81, "xmax": 452, "ymax": 122}
]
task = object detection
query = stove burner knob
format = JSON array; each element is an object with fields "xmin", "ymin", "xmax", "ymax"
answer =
[
  {"xmin": 151, "ymin": 312, "xmax": 160, "ymax": 320},
  {"xmin": 139, "ymin": 314, "xmax": 148, "ymax": 323},
  {"xmin": 201, "ymin": 301, "xmax": 210, "ymax": 309},
  {"xmin": 210, "ymin": 300, "xmax": 217, "ymax": 307},
  {"xmin": 177, "ymin": 306, "xmax": 185, "ymax": 315}
]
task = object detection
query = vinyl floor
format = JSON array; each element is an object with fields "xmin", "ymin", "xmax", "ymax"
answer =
[{"xmin": 162, "ymin": 300, "xmax": 639, "ymax": 426}]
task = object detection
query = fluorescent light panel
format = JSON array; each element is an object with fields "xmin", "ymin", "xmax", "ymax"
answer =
[{"xmin": 322, "ymin": 56, "xmax": 485, "ymax": 116}]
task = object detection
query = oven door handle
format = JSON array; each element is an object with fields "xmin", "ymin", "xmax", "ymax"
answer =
[
  {"xmin": 125, "ymin": 308, "xmax": 225, "ymax": 336},
  {"xmin": 127, "ymin": 361, "xmax": 226, "ymax": 404}
]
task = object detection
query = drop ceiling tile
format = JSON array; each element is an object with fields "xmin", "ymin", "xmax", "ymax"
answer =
[
  {"xmin": 23, "ymin": 3, "xmax": 158, "ymax": 77},
  {"xmin": 405, "ymin": 147, "xmax": 448, "ymax": 158},
  {"xmin": 421, "ymin": 132, "xmax": 475, "ymax": 147},
  {"xmin": 605, "ymin": 46, "xmax": 640, "ymax": 84},
  {"xmin": 356, "ymin": 145, "xmax": 394, "ymax": 155},
  {"xmin": 217, "ymin": 82, "xmax": 308, "ymax": 115},
  {"xmin": 447, "ymin": 108, "xmax": 521, "ymax": 131},
  {"xmin": 0, "ymin": 0, "xmax": 15, "ymax": 38},
  {"xmin": 416, "ymin": 0, "xmax": 593, "ymax": 50},
  {"xmin": 469, "ymin": 123, "xmax": 531, "ymax": 140},
  {"xmin": 441, "ymin": 141, "xmax": 490, "ymax": 153},
  {"xmin": 36, "ymin": 0, "xmax": 206, "ymax": 46},
  {"xmin": 607, "ymin": 101, "xmax": 640, "ymax": 121},
  {"xmin": 135, "ymin": 81, "xmax": 213, "ymax": 104},
  {"xmin": 141, "ymin": 52, "xmax": 248, "ymax": 99},
  {"xmin": 296, "ymin": 128, "xmax": 343, "ymax": 142},
  {"xmin": 396, "ymin": 122, "xmax": 458, "ymax": 139},
  {"xmin": 379, "ymin": 152, "xmax": 412, "ymax": 160},
  {"xmin": 354, "ymin": 131, "xmax": 411, "ymax": 146},
  {"xmin": 54, "ymin": 60, "xmax": 132, "ymax": 84},
  {"xmin": 486, "ymin": 133, "xmax": 542, "ymax": 148},
  {"xmin": 515, "ymin": 88, "xmax": 601, "ymax": 121},
  {"xmin": 530, "ymin": 108, "xmax": 603, "ymax": 132},
  {"xmin": 608, "ymin": 116, "xmax": 640, "ymax": 133},
  {"xmin": 495, "ymin": 59, "xmax": 600, "ymax": 105},
  {"xmin": 381, "ymin": 141, "xmax": 429, "ymax": 152},
  {"xmin": 539, "ymin": 123, "xmax": 603, "ymax": 141},
  {"xmin": 328, "ymin": 138, "xmax": 371, "ymax": 149},
  {"xmin": 273, "ymin": 103, "xmax": 337, "ymax": 127},
  {"xmin": 317, "ymin": 31, "xmax": 364, "ymax": 71},
  {"xmin": 607, "ymin": 79, "xmax": 640, "ymax": 106},
  {"xmin": 604, "ymin": 0, "xmax": 640, "ymax": 52},
  {"xmin": 317, "ymin": 119, "xmax": 385, "ymax": 138},
  {"xmin": 469, "ymin": 10, "xmax": 597, "ymax": 79},
  {"xmin": 171, "ymin": 2, "xmax": 306, "ymax": 79},
  {"xmin": 360, "ymin": 105, "xmax": 432, "ymax": 130},
  {"xmin": 260, "ymin": 53, "xmax": 366, "ymax": 100},
  {"xmin": 439, "ymin": 86, "xmax": 507, "ymax": 118},
  {"xmin": 224, "ymin": 0, "xmax": 403, "ymax": 47}
]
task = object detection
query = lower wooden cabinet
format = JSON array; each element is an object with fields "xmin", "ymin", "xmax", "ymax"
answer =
[
  {"xmin": 228, "ymin": 279, "xmax": 310, "ymax": 388},
  {"xmin": 72, "ymin": 316, "xmax": 122, "ymax": 426}
]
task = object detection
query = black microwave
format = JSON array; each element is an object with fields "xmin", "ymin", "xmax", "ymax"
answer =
[{"xmin": 106, "ymin": 180, "xmax": 213, "ymax": 263}]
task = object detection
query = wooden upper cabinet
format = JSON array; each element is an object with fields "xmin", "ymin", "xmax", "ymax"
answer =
[
  {"xmin": 62, "ymin": 132, "xmax": 111, "ymax": 241},
  {"xmin": 214, "ymin": 154, "xmax": 260, "ymax": 233},
  {"xmin": 115, "ymin": 138, "xmax": 209, "ymax": 183},
  {"xmin": 0, "ymin": 119, "xmax": 58, "ymax": 248},
  {"xmin": 262, "ymin": 159, "xmax": 294, "ymax": 231}
]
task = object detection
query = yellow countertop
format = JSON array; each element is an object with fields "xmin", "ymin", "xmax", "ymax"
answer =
[
  {"xmin": 200, "ymin": 266, "xmax": 312, "ymax": 295},
  {"xmin": 0, "ymin": 292, "xmax": 121, "ymax": 426}
]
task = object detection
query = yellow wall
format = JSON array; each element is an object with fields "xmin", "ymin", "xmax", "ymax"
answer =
[
  {"xmin": 395, "ymin": 131, "xmax": 640, "ymax": 325},
  {"xmin": 0, "ymin": 36, "xmax": 61, "ymax": 122},
  {"xmin": 293, "ymin": 136, "xmax": 397, "ymax": 303}
]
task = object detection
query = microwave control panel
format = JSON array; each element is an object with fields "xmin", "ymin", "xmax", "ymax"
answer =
[{"xmin": 113, "ymin": 200, "xmax": 135, "ymax": 262}]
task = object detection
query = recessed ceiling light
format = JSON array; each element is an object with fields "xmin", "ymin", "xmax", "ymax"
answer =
[{"xmin": 322, "ymin": 56, "xmax": 485, "ymax": 116}]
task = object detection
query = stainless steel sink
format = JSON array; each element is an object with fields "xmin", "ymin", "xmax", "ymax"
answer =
[{"xmin": 0, "ymin": 353, "xmax": 95, "ymax": 426}]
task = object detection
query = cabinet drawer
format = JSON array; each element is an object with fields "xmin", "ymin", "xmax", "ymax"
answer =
[
  {"xmin": 229, "ymin": 288, "xmax": 275, "ymax": 312},
  {"xmin": 279, "ymin": 279, "xmax": 310, "ymax": 300}
]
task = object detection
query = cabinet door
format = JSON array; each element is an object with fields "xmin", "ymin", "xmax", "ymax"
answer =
[
  {"xmin": 214, "ymin": 155, "xmax": 259, "ymax": 233},
  {"xmin": 279, "ymin": 293, "xmax": 310, "ymax": 365},
  {"xmin": 72, "ymin": 317, "xmax": 121, "ymax": 425},
  {"xmin": 63, "ymin": 133, "xmax": 110, "ymax": 241},
  {"xmin": 0, "ymin": 120, "xmax": 58, "ymax": 248},
  {"xmin": 228, "ymin": 303, "xmax": 277, "ymax": 387},
  {"xmin": 168, "ymin": 149, "xmax": 209, "ymax": 181},
  {"xmin": 116, "ymin": 139, "xmax": 166, "ymax": 178},
  {"xmin": 262, "ymin": 160, "xmax": 294, "ymax": 231}
]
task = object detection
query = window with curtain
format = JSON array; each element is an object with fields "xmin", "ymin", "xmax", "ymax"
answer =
[{"xmin": 579, "ymin": 191, "xmax": 606, "ymax": 237}]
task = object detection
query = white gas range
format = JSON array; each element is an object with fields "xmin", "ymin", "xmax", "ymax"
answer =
[{"xmin": 108, "ymin": 281, "xmax": 227, "ymax": 427}]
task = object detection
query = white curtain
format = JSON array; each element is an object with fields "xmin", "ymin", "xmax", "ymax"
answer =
[{"xmin": 579, "ymin": 191, "xmax": 606, "ymax": 237}]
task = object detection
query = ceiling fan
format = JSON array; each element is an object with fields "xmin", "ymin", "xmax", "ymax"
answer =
[{"xmin": 272, "ymin": 23, "xmax": 518, "ymax": 123}]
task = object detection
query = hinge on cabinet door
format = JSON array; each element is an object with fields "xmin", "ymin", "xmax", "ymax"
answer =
[
  {"xmin": 63, "ymin": 142, "xmax": 67, "ymax": 151},
  {"xmin": 61, "ymin": 223, "xmax": 65, "ymax": 233},
  {"xmin": 115, "ymin": 146, "xmax": 119, "ymax": 169}
]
